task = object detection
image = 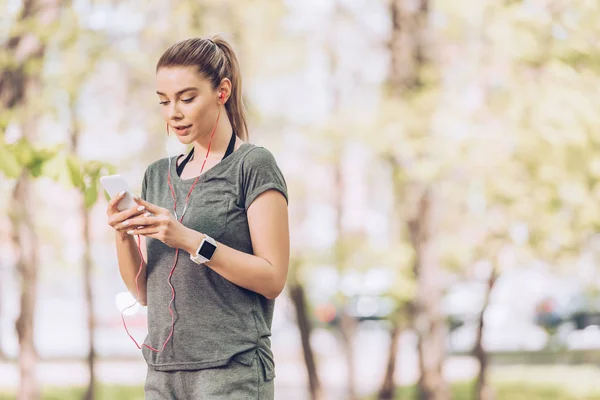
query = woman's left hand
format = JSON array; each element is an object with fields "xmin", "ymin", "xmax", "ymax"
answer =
[{"xmin": 122, "ymin": 198, "xmax": 192, "ymax": 249}]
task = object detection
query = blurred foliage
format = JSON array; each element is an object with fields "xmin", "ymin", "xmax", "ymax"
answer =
[
  {"xmin": 403, "ymin": 0, "xmax": 600, "ymax": 281},
  {"xmin": 0, "ymin": 138, "xmax": 115, "ymax": 209}
]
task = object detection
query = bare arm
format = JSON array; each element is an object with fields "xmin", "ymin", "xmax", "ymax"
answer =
[
  {"xmin": 107, "ymin": 192, "xmax": 149, "ymax": 306},
  {"xmin": 184, "ymin": 190, "xmax": 289, "ymax": 299},
  {"xmin": 114, "ymin": 232, "xmax": 148, "ymax": 306}
]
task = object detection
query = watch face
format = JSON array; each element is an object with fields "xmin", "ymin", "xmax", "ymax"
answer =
[{"xmin": 199, "ymin": 240, "xmax": 217, "ymax": 260}]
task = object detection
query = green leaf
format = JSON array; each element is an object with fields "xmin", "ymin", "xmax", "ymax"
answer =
[
  {"xmin": 34, "ymin": 146, "xmax": 61, "ymax": 166},
  {"xmin": 103, "ymin": 163, "xmax": 117, "ymax": 176},
  {"xmin": 29, "ymin": 158, "xmax": 44, "ymax": 177},
  {"xmin": 84, "ymin": 180, "xmax": 98, "ymax": 208},
  {"xmin": 0, "ymin": 142, "xmax": 22, "ymax": 178},
  {"xmin": 83, "ymin": 160, "xmax": 102, "ymax": 175},
  {"xmin": 97, "ymin": 162, "xmax": 116, "ymax": 201},
  {"xmin": 41, "ymin": 152, "xmax": 71, "ymax": 186},
  {"xmin": 11, "ymin": 138, "xmax": 35, "ymax": 167},
  {"xmin": 66, "ymin": 155, "xmax": 84, "ymax": 189},
  {"xmin": 30, "ymin": 148, "xmax": 58, "ymax": 177}
]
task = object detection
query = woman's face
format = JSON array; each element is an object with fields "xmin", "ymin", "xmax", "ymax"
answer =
[{"xmin": 156, "ymin": 66, "xmax": 219, "ymax": 144}]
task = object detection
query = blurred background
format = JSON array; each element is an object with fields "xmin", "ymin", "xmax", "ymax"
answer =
[{"xmin": 2, "ymin": 0, "xmax": 600, "ymax": 399}]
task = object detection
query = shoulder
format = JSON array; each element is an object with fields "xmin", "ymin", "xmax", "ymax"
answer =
[
  {"xmin": 237, "ymin": 144, "xmax": 288, "ymax": 208},
  {"xmin": 240, "ymin": 145, "xmax": 281, "ymax": 171}
]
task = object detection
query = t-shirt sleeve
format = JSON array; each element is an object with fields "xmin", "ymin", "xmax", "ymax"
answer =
[
  {"xmin": 241, "ymin": 147, "xmax": 288, "ymax": 210},
  {"xmin": 140, "ymin": 168, "xmax": 149, "ymax": 201}
]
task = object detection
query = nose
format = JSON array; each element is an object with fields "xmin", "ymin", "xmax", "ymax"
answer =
[{"xmin": 167, "ymin": 101, "xmax": 183, "ymax": 121}]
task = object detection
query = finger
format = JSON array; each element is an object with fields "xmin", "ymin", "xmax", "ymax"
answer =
[
  {"xmin": 116, "ymin": 221, "xmax": 152, "ymax": 232},
  {"xmin": 133, "ymin": 197, "xmax": 165, "ymax": 215},
  {"xmin": 127, "ymin": 226, "xmax": 160, "ymax": 236},
  {"xmin": 118, "ymin": 215, "xmax": 158, "ymax": 231},
  {"xmin": 108, "ymin": 191, "xmax": 126, "ymax": 212},
  {"xmin": 110, "ymin": 206, "xmax": 148, "ymax": 227}
]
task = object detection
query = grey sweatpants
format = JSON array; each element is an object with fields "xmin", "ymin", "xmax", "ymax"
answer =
[{"xmin": 144, "ymin": 354, "xmax": 275, "ymax": 400}]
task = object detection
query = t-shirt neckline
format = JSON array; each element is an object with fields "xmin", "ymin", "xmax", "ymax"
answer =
[{"xmin": 169, "ymin": 142, "xmax": 253, "ymax": 185}]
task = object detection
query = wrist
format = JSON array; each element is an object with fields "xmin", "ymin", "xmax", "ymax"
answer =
[
  {"xmin": 189, "ymin": 233, "xmax": 218, "ymax": 265},
  {"xmin": 184, "ymin": 229, "xmax": 205, "ymax": 255},
  {"xmin": 115, "ymin": 230, "xmax": 130, "ymax": 241}
]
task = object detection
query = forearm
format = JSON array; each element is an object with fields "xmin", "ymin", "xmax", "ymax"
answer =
[
  {"xmin": 182, "ymin": 229, "xmax": 284, "ymax": 300},
  {"xmin": 115, "ymin": 232, "xmax": 148, "ymax": 306}
]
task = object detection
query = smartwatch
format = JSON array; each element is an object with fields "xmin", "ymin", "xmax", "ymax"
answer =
[{"xmin": 190, "ymin": 234, "xmax": 217, "ymax": 264}]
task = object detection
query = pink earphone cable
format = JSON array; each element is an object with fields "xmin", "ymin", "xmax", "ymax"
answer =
[{"xmin": 121, "ymin": 94, "xmax": 223, "ymax": 352}]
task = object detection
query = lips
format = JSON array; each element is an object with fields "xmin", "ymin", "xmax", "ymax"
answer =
[{"xmin": 172, "ymin": 125, "xmax": 192, "ymax": 135}]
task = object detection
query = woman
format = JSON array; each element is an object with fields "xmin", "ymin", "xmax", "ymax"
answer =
[{"xmin": 105, "ymin": 35, "xmax": 289, "ymax": 399}]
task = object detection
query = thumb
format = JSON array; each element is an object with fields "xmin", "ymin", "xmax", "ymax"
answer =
[{"xmin": 134, "ymin": 197, "xmax": 164, "ymax": 215}]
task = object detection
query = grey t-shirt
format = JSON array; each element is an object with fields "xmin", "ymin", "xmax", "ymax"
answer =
[{"xmin": 140, "ymin": 143, "xmax": 287, "ymax": 381}]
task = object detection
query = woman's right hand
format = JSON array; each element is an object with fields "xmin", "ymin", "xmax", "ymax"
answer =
[{"xmin": 106, "ymin": 191, "xmax": 147, "ymax": 238}]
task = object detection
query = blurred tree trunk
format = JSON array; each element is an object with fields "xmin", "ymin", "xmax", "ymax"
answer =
[
  {"xmin": 326, "ymin": 1, "xmax": 358, "ymax": 397},
  {"xmin": 474, "ymin": 266, "xmax": 498, "ymax": 400},
  {"xmin": 389, "ymin": 0, "xmax": 429, "ymax": 94},
  {"xmin": 408, "ymin": 191, "xmax": 447, "ymax": 400},
  {"xmin": 377, "ymin": 153, "xmax": 408, "ymax": 400},
  {"xmin": 333, "ymin": 161, "xmax": 358, "ymax": 400},
  {"xmin": 388, "ymin": 0, "xmax": 449, "ymax": 399},
  {"xmin": 338, "ymin": 311, "xmax": 358, "ymax": 400},
  {"xmin": 288, "ymin": 267, "xmax": 322, "ymax": 400},
  {"xmin": 1, "ymin": 0, "xmax": 63, "ymax": 399},
  {"xmin": 286, "ymin": 170, "xmax": 322, "ymax": 400},
  {"xmin": 69, "ymin": 100, "xmax": 96, "ymax": 400},
  {"xmin": 9, "ymin": 174, "xmax": 40, "ymax": 400},
  {"xmin": 81, "ymin": 209, "xmax": 95, "ymax": 400},
  {"xmin": 0, "ymin": 278, "xmax": 5, "ymax": 360},
  {"xmin": 378, "ymin": 321, "xmax": 402, "ymax": 400}
]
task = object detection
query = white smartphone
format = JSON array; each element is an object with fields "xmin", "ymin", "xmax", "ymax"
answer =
[{"xmin": 100, "ymin": 174, "xmax": 138, "ymax": 212}]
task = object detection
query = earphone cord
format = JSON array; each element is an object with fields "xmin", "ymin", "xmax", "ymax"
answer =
[{"xmin": 121, "ymin": 105, "xmax": 222, "ymax": 352}]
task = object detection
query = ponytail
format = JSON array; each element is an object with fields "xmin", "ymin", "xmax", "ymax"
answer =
[{"xmin": 212, "ymin": 37, "xmax": 249, "ymax": 142}]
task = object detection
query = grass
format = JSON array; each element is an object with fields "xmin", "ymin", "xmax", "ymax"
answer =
[
  {"xmin": 2, "ymin": 382, "xmax": 600, "ymax": 400},
  {"xmin": 365, "ymin": 381, "xmax": 600, "ymax": 400},
  {"xmin": 0, "ymin": 385, "xmax": 144, "ymax": 400},
  {"xmin": 3, "ymin": 365, "xmax": 600, "ymax": 400}
]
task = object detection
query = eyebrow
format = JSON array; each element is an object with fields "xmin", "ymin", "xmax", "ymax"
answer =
[{"xmin": 156, "ymin": 87, "xmax": 198, "ymax": 96}]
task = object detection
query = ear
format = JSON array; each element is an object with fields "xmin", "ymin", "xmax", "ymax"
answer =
[{"xmin": 217, "ymin": 78, "xmax": 232, "ymax": 104}]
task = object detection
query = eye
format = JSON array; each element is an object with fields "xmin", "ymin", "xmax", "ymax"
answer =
[
  {"xmin": 182, "ymin": 97, "xmax": 195, "ymax": 104},
  {"xmin": 159, "ymin": 101, "xmax": 170, "ymax": 106}
]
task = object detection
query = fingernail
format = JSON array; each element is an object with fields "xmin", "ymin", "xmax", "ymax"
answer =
[
  {"xmin": 137, "ymin": 206, "xmax": 145, "ymax": 211},
  {"xmin": 137, "ymin": 226, "xmax": 144, "ymax": 230},
  {"xmin": 122, "ymin": 221, "xmax": 129, "ymax": 226},
  {"xmin": 119, "ymin": 191, "xmax": 125, "ymax": 196},
  {"xmin": 144, "ymin": 212, "xmax": 151, "ymax": 217},
  {"xmin": 133, "ymin": 195, "xmax": 139, "ymax": 200},
  {"xmin": 127, "ymin": 230, "xmax": 134, "ymax": 235}
]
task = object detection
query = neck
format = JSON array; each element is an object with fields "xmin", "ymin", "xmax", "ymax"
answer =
[{"xmin": 193, "ymin": 109, "xmax": 234, "ymax": 158}]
